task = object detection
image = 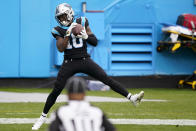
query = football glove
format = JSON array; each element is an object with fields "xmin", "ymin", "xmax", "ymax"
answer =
[
  {"xmin": 77, "ymin": 28, "xmax": 88, "ymax": 39},
  {"xmin": 65, "ymin": 22, "xmax": 77, "ymax": 37}
]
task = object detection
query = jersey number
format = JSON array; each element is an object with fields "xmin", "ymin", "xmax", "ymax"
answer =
[{"xmin": 67, "ymin": 34, "xmax": 83, "ymax": 49}]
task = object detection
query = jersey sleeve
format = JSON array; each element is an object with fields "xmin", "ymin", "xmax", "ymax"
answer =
[
  {"xmin": 76, "ymin": 17, "xmax": 89, "ymax": 29},
  {"xmin": 51, "ymin": 27, "xmax": 64, "ymax": 39},
  {"xmin": 84, "ymin": 17, "xmax": 89, "ymax": 28}
]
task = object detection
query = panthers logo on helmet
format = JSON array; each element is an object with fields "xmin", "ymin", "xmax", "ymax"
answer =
[{"xmin": 55, "ymin": 3, "xmax": 74, "ymax": 27}]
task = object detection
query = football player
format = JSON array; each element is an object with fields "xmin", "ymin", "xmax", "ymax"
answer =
[{"xmin": 32, "ymin": 3, "xmax": 144, "ymax": 130}]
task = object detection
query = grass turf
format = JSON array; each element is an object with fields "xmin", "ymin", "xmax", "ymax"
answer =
[
  {"xmin": 0, "ymin": 87, "xmax": 196, "ymax": 131},
  {"xmin": 0, "ymin": 124, "xmax": 196, "ymax": 131}
]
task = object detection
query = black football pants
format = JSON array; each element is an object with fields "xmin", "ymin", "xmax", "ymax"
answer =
[{"xmin": 43, "ymin": 57, "xmax": 129, "ymax": 114}]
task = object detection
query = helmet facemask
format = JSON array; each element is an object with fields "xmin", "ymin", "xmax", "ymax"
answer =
[{"xmin": 55, "ymin": 3, "xmax": 74, "ymax": 27}]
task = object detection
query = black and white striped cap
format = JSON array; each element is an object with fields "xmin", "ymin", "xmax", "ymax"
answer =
[{"xmin": 65, "ymin": 77, "xmax": 87, "ymax": 94}]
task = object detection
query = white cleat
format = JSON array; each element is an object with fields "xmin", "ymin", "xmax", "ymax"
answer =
[
  {"xmin": 32, "ymin": 115, "xmax": 47, "ymax": 130},
  {"xmin": 130, "ymin": 91, "xmax": 144, "ymax": 106}
]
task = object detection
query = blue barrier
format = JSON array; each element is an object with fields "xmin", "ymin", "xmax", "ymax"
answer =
[{"xmin": 0, "ymin": 0, "xmax": 196, "ymax": 77}]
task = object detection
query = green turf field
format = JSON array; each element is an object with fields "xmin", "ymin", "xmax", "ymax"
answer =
[{"xmin": 0, "ymin": 87, "xmax": 196, "ymax": 131}]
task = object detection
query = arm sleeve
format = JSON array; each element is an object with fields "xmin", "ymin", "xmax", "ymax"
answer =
[
  {"xmin": 51, "ymin": 28, "xmax": 61, "ymax": 39},
  {"xmin": 102, "ymin": 114, "xmax": 116, "ymax": 131},
  {"xmin": 76, "ymin": 17, "xmax": 89, "ymax": 28},
  {"xmin": 51, "ymin": 27, "xmax": 65, "ymax": 39},
  {"xmin": 49, "ymin": 111, "xmax": 64, "ymax": 131},
  {"xmin": 86, "ymin": 34, "xmax": 98, "ymax": 46}
]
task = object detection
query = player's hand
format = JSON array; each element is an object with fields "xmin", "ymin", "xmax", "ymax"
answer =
[
  {"xmin": 65, "ymin": 23, "xmax": 77, "ymax": 37},
  {"xmin": 77, "ymin": 29, "xmax": 88, "ymax": 39}
]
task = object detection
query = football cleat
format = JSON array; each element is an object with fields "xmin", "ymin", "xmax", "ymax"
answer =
[
  {"xmin": 130, "ymin": 91, "xmax": 144, "ymax": 106},
  {"xmin": 32, "ymin": 115, "xmax": 47, "ymax": 130}
]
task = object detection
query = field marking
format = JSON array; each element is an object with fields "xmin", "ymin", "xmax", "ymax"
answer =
[
  {"xmin": 0, "ymin": 118, "xmax": 196, "ymax": 126},
  {"xmin": 0, "ymin": 91, "xmax": 168, "ymax": 103},
  {"xmin": 111, "ymin": 119, "xmax": 196, "ymax": 126}
]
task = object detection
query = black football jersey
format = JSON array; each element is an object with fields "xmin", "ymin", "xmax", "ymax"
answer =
[{"xmin": 52, "ymin": 17, "xmax": 90, "ymax": 59}]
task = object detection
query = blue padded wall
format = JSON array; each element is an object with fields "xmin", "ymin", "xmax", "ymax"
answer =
[
  {"xmin": 0, "ymin": 0, "xmax": 196, "ymax": 77},
  {"xmin": 109, "ymin": 24, "xmax": 155, "ymax": 76},
  {"xmin": 20, "ymin": 0, "xmax": 51, "ymax": 77},
  {"xmin": 103, "ymin": 0, "xmax": 196, "ymax": 75},
  {"xmin": 0, "ymin": 0, "xmax": 20, "ymax": 77},
  {"xmin": 85, "ymin": 12, "xmax": 104, "ymax": 40}
]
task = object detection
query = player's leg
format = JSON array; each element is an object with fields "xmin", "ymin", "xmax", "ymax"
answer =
[
  {"xmin": 82, "ymin": 58, "xmax": 144, "ymax": 105},
  {"xmin": 32, "ymin": 61, "xmax": 76, "ymax": 130}
]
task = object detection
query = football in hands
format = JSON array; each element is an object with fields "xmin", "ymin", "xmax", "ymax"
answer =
[{"xmin": 72, "ymin": 24, "xmax": 83, "ymax": 36}]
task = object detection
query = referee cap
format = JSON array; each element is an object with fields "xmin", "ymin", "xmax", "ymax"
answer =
[{"xmin": 65, "ymin": 77, "xmax": 87, "ymax": 94}]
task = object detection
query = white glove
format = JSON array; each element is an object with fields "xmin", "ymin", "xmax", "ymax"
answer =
[
  {"xmin": 77, "ymin": 29, "xmax": 88, "ymax": 39},
  {"xmin": 65, "ymin": 23, "xmax": 77, "ymax": 37}
]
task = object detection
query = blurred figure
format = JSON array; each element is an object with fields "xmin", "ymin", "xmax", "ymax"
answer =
[{"xmin": 49, "ymin": 76, "xmax": 116, "ymax": 131}]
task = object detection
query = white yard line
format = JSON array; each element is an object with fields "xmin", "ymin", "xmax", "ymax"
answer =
[
  {"xmin": 0, "ymin": 91, "xmax": 167, "ymax": 103},
  {"xmin": 0, "ymin": 118, "xmax": 196, "ymax": 126},
  {"xmin": 110, "ymin": 119, "xmax": 196, "ymax": 126}
]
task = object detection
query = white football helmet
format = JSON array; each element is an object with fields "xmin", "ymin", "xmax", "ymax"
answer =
[{"xmin": 55, "ymin": 3, "xmax": 74, "ymax": 26}]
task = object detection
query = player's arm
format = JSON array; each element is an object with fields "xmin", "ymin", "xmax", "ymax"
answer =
[
  {"xmin": 85, "ymin": 26, "xmax": 98, "ymax": 46},
  {"xmin": 56, "ymin": 36, "xmax": 69, "ymax": 52},
  {"xmin": 51, "ymin": 27, "xmax": 68, "ymax": 52},
  {"xmin": 77, "ymin": 18, "xmax": 98, "ymax": 46},
  {"xmin": 53, "ymin": 23, "xmax": 77, "ymax": 52}
]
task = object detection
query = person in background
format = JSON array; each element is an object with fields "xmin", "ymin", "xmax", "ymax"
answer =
[{"xmin": 49, "ymin": 76, "xmax": 116, "ymax": 131}]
